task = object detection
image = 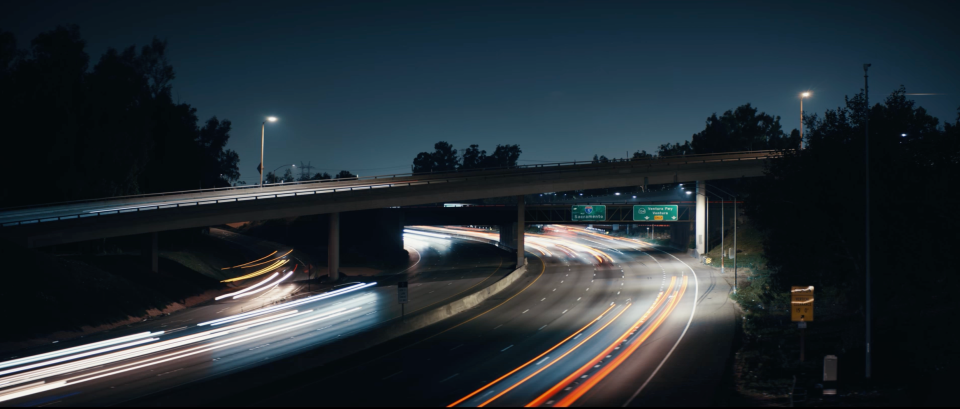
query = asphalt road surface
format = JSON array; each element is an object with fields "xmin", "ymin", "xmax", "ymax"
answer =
[
  {"xmin": 197, "ymin": 227, "xmax": 737, "ymax": 407},
  {"xmin": 0, "ymin": 226, "xmax": 736, "ymax": 406}
]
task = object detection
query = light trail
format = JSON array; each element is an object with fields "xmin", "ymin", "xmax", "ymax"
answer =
[
  {"xmin": 0, "ymin": 307, "xmax": 361, "ymax": 403},
  {"xmin": 552, "ymin": 277, "xmax": 688, "ymax": 407},
  {"xmin": 199, "ymin": 282, "xmax": 376, "ymax": 326},
  {"xmin": 220, "ymin": 259, "xmax": 289, "ymax": 282},
  {"xmin": 215, "ymin": 272, "xmax": 279, "ymax": 300},
  {"xmin": 447, "ymin": 304, "xmax": 616, "ymax": 407},
  {"xmin": 477, "ymin": 304, "xmax": 633, "ymax": 407},
  {"xmin": 221, "ymin": 251, "xmax": 278, "ymax": 270},
  {"xmin": 234, "ymin": 270, "xmax": 294, "ymax": 299},
  {"xmin": 525, "ymin": 277, "xmax": 677, "ymax": 407},
  {"xmin": 0, "ymin": 331, "xmax": 162, "ymax": 370}
]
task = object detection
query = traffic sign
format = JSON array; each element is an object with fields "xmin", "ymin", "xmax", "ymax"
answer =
[
  {"xmin": 256, "ymin": 163, "xmax": 263, "ymax": 175},
  {"xmin": 398, "ymin": 281, "xmax": 409, "ymax": 304},
  {"xmin": 572, "ymin": 205, "xmax": 606, "ymax": 221},
  {"xmin": 633, "ymin": 205, "xmax": 678, "ymax": 221},
  {"xmin": 791, "ymin": 286, "xmax": 814, "ymax": 322}
]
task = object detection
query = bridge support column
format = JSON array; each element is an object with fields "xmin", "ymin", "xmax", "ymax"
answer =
[
  {"xmin": 328, "ymin": 212, "xmax": 339, "ymax": 281},
  {"xmin": 141, "ymin": 232, "xmax": 158, "ymax": 273},
  {"xmin": 696, "ymin": 181, "xmax": 707, "ymax": 257},
  {"xmin": 517, "ymin": 195, "xmax": 526, "ymax": 268}
]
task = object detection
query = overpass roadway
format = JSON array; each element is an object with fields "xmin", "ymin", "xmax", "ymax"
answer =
[{"xmin": 0, "ymin": 151, "xmax": 776, "ymax": 248}]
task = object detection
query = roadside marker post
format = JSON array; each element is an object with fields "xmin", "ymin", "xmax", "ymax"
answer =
[
  {"xmin": 398, "ymin": 281, "xmax": 409, "ymax": 321},
  {"xmin": 791, "ymin": 286, "xmax": 814, "ymax": 363}
]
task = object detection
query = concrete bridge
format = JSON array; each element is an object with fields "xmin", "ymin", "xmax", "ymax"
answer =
[{"xmin": 0, "ymin": 150, "xmax": 777, "ymax": 278}]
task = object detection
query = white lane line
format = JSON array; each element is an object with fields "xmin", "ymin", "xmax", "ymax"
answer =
[
  {"xmin": 538, "ymin": 325, "xmax": 547, "ymax": 331},
  {"xmin": 624, "ymin": 249, "xmax": 700, "ymax": 406},
  {"xmin": 562, "ymin": 309, "xmax": 568, "ymax": 314},
  {"xmin": 382, "ymin": 371, "xmax": 403, "ymax": 380},
  {"xmin": 535, "ymin": 356, "xmax": 551, "ymax": 365},
  {"xmin": 450, "ymin": 344, "xmax": 464, "ymax": 351},
  {"xmin": 440, "ymin": 373, "xmax": 459, "ymax": 383},
  {"xmin": 577, "ymin": 297, "xmax": 581, "ymax": 301},
  {"xmin": 541, "ymin": 298, "xmax": 546, "ymax": 302},
  {"xmin": 522, "ymin": 309, "xmax": 530, "ymax": 314},
  {"xmin": 501, "ymin": 345, "xmax": 514, "ymax": 352},
  {"xmin": 494, "ymin": 324, "xmax": 502, "ymax": 330}
]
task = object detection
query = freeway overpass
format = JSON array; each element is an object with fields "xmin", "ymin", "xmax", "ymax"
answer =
[{"xmin": 0, "ymin": 150, "xmax": 776, "ymax": 278}]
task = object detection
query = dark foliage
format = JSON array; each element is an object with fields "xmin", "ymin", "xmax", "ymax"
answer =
[
  {"xmin": 0, "ymin": 26, "xmax": 239, "ymax": 207},
  {"xmin": 743, "ymin": 87, "xmax": 959, "ymax": 393},
  {"xmin": 412, "ymin": 142, "xmax": 522, "ymax": 173}
]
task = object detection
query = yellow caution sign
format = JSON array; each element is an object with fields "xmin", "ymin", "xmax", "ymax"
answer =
[
  {"xmin": 654, "ymin": 215, "xmax": 664, "ymax": 220},
  {"xmin": 791, "ymin": 286, "xmax": 814, "ymax": 322}
]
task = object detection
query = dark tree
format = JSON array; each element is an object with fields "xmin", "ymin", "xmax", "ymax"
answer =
[
  {"xmin": 632, "ymin": 150, "xmax": 653, "ymax": 160},
  {"xmin": 0, "ymin": 26, "xmax": 241, "ymax": 207},
  {"xmin": 336, "ymin": 170, "xmax": 357, "ymax": 179},
  {"xmin": 461, "ymin": 144, "xmax": 488, "ymax": 170},
  {"xmin": 310, "ymin": 172, "xmax": 332, "ymax": 180},
  {"xmin": 281, "ymin": 168, "xmax": 295, "ymax": 182}
]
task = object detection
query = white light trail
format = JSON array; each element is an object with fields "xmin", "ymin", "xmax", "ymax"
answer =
[
  {"xmin": 403, "ymin": 229, "xmax": 451, "ymax": 239},
  {"xmin": 0, "ymin": 331, "xmax": 162, "ymax": 370},
  {"xmin": 215, "ymin": 272, "xmax": 280, "ymax": 300},
  {"xmin": 234, "ymin": 271, "xmax": 293, "ymax": 299},
  {"xmin": 198, "ymin": 282, "xmax": 376, "ymax": 326}
]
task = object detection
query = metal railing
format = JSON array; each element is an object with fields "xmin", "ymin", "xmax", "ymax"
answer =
[{"xmin": 0, "ymin": 150, "xmax": 778, "ymax": 228}]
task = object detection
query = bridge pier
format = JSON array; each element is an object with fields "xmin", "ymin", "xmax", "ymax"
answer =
[
  {"xmin": 328, "ymin": 212, "xmax": 339, "ymax": 281},
  {"xmin": 517, "ymin": 195, "xmax": 526, "ymax": 268},
  {"xmin": 696, "ymin": 181, "xmax": 707, "ymax": 258},
  {"xmin": 141, "ymin": 232, "xmax": 158, "ymax": 273}
]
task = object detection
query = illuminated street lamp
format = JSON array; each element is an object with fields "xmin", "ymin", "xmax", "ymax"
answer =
[
  {"xmin": 800, "ymin": 92, "xmax": 811, "ymax": 149},
  {"xmin": 260, "ymin": 116, "xmax": 279, "ymax": 187}
]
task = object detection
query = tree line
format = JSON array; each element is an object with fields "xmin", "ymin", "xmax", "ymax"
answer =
[
  {"xmin": 0, "ymin": 26, "xmax": 240, "ymax": 207},
  {"xmin": 411, "ymin": 142, "xmax": 522, "ymax": 173}
]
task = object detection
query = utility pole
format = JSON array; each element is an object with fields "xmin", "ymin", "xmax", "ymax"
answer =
[{"xmin": 864, "ymin": 63, "xmax": 872, "ymax": 380}]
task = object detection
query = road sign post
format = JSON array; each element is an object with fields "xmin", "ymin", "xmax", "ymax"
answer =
[
  {"xmin": 572, "ymin": 205, "xmax": 606, "ymax": 222},
  {"xmin": 633, "ymin": 205, "xmax": 679, "ymax": 222},
  {"xmin": 791, "ymin": 286, "xmax": 814, "ymax": 363},
  {"xmin": 398, "ymin": 281, "xmax": 408, "ymax": 321}
]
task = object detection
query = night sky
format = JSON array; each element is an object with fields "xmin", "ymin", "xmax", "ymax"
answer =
[{"xmin": 4, "ymin": 0, "xmax": 958, "ymax": 183}]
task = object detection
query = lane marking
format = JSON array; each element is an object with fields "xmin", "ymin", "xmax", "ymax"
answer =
[
  {"xmin": 624, "ymin": 250, "xmax": 700, "ymax": 406},
  {"xmin": 440, "ymin": 373, "xmax": 459, "ymax": 383},
  {"xmin": 501, "ymin": 345, "xmax": 514, "ymax": 352}
]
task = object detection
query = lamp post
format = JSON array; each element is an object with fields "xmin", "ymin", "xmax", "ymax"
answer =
[
  {"xmin": 800, "ymin": 92, "xmax": 811, "ymax": 150},
  {"xmin": 260, "ymin": 116, "xmax": 278, "ymax": 187}
]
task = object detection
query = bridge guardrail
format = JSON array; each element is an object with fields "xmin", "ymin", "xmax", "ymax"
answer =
[{"xmin": 0, "ymin": 150, "xmax": 779, "ymax": 228}]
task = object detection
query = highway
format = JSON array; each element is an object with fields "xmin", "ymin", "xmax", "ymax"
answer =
[
  {"xmin": 205, "ymin": 227, "xmax": 736, "ymax": 407},
  {"xmin": 0, "ymin": 233, "xmax": 510, "ymax": 406},
  {"xmin": 0, "ymin": 226, "xmax": 736, "ymax": 406}
]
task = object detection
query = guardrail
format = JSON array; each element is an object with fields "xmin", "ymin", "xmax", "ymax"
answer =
[{"xmin": 0, "ymin": 150, "xmax": 778, "ymax": 228}]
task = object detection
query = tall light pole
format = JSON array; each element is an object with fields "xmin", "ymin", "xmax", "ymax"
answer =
[
  {"xmin": 800, "ymin": 92, "xmax": 811, "ymax": 149},
  {"xmin": 260, "ymin": 116, "xmax": 278, "ymax": 187},
  {"xmin": 863, "ymin": 63, "xmax": 872, "ymax": 380}
]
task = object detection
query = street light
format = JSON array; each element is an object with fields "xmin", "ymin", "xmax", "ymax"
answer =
[
  {"xmin": 800, "ymin": 92, "xmax": 811, "ymax": 150},
  {"xmin": 260, "ymin": 117, "xmax": 279, "ymax": 187}
]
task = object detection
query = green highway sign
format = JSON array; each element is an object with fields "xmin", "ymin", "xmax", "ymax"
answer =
[
  {"xmin": 572, "ymin": 205, "xmax": 606, "ymax": 221},
  {"xmin": 633, "ymin": 205, "xmax": 678, "ymax": 221}
]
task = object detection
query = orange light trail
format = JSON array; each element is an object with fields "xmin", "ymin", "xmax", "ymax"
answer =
[
  {"xmin": 220, "ymin": 259, "xmax": 289, "ymax": 283},
  {"xmin": 550, "ymin": 276, "xmax": 689, "ymax": 407},
  {"xmin": 477, "ymin": 304, "xmax": 633, "ymax": 407},
  {"xmin": 220, "ymin": 251, "xmax": 277, "ymax": 270},
  {"xmin": 525, "ymin": 277, "xmax": 678, "ymax": 407},
  {"xmin": 447, "ymin": 304, "xmax": 616, "ymax": 407}
]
